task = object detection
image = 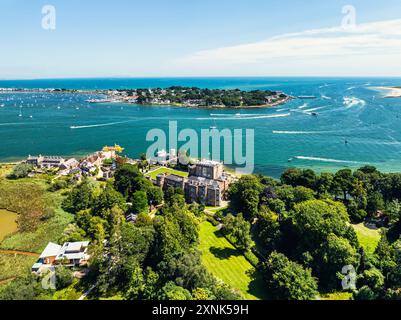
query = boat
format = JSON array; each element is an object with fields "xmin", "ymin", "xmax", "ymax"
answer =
[
  {"xmin": 210, "ymin": 126, "xmax": 217, "ymax": 129},
  {"xmin": 311, "ymin": 112, "xmax": 318, "ymax": 116}
]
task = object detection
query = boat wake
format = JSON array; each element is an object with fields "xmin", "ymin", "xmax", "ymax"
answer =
[
  {"xmin": 321, "ymin": 95, "xmax": 331, "ymax": 100},
  {"xmin": 197, "ymin": 113, "xmax": 290, "ymax": 121},
  {"xmin": 294, "ymin": 156, "xmax": 363, "ymax": 164},
  {"xmin": 298, "ymin": 103, "xmax": 309, "ymax": 109},
  {"xmin": 70, "ymin": 120, "xmax": 136, "ymax": 129},
  {"xmin": 272, "ymin": 130, "xmax": 333, "ymax": 135},
  {"xmin": 343, "ymin": 97, "xmax": 366, "ymax": 109},
  {"xmin": 303, "ymin": 106, "xmax": 327, "ymax": 113}
]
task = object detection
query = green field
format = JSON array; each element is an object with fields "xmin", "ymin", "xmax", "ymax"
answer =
[
  {"xmin": 320, "ymin": 291, "xmax": 352, "ymax": 300},
  {"xmin": 145, "ymin": 167, "xmax": 188, "ymax": 180},
  {"xmin": 352, "ymin": 223, "xmax": 381, "ymax": 255},
  {"xmin": 0, "ymin": 179, "xmax": 73, "ymax": 253},
  {"xmin": 198, "ymin": 221, "xmax": 267, "ymax": 300},
  {"xmin": 0, "ymin": 253, "xmax": 37, "ymax": 282}
]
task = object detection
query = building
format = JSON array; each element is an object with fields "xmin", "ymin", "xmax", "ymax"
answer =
[
  {"xmin": 32, "ymin": 241, "xmax": 90, "ymax": 274},
  {"xmin": 26, "ymin": 155, "xmax": 65, "ymax": 168},
  {"xmin": 156, "ymin": 160, "xmax": 231, "ymax": 206},
  {"xmin": 157, "ymin": 174, "xmax": 185, "ymax": 190},
  {"xmin": 41, "ymin": 156, "xmax": 65, "ymax": 168},
  {"xmin": 189, "ymin": 160, "xmax": 223, "ymax": 180},
  {"xmin": 59, "ymin": 158, "xmax": 79, "ymax": 171},
  {"xmin": 26, "ymin": 155, "xmax": 44, "ymax": 166},
  {"xmin": 185, "ymin": 176, "xmax": 222, "ymax": 207}
]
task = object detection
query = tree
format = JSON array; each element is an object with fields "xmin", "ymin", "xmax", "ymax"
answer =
[
  {"xmin": 146, "ymin": 186, "xmax": 164, "ymax": 206},
  {"xmin": 353, "ymin": 285, "xmax": 379, "ymax": 300},
  {"xmin": 164, "ymin": 187, "xmax": 185, "ymax": 207},
  {"xmin": 228, "ymin": 175, "xmax": 263, "ymax": 219},
  {"xmin": 367, "ymin": 191, "xmax": 385, "ymax": 215},
  {"xmin": 262, "ymin": 251, "xmax": 318, "ymax": 300},
  {"xmin": 386, "ymin": 199, "xmax": 401, "ymax": 225},
  {"xmin": 222, "ymin": 213, "xmax": 253, "ymax": 251},
  {"xmin": 92, "ymin": 183, "xmax": 126, "ymax": 217},
  {"xmin": 333, "ymin": 169, "xmax": 354, "ymax": 201},
  {"xmin": 291, "ymin": 199, "xmax": 357, "ymax": 250},
  {"xmin": 55, "ymin": 266, "xmax": 74, "ymax": 290},
  {"xmin": 192, "ymin": 288, "xmax": 214, "ymax": 300},
  {"xmin": 131, "ymin": 191, "xmax": 149, "ymax": 214},
  {"xmin": 159, "ymin": 281, "xmax": 192, "ymax": 300},
  {"xmin": 255, "ymin": 207, "xmax": 281, "ymax": 253},
  {"xmin": 317, "ymin": 233, "xmax": 360, "ymax": 289},
  {"xmin": 357, "ymin": 268, "xmax": 384, "ymax": 292},
  {"xmin": 62, "ymin": 179, "xmax": 94, "ymax": 214},
  {"xmin": 59, "ymin": 223, "xmax": 86, "ymax": 243},
  {"xmin": 114, "ymin": 164, "xmax": 141, "ymax": 198},
  {"xmin": 7, "ymin": 163, "xmax": 33, "ymax": 179},
  {"xmin": 292, "ymin": 186, "xmax": 315, "ymax": 203}
]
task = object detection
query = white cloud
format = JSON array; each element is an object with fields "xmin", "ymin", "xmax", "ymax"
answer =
[{"xmin": 172, "ymin": 19, "xmax": 401, "ymax": 76}]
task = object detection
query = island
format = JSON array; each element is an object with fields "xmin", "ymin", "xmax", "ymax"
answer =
[{"xmin": 0, "ymin": 86, "xmax": 293, "ymax": 108}]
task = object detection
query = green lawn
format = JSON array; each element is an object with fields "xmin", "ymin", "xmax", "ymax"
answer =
[
  {"xmin": 320, "ymin": 292, "xmax": 353, "ymax": 300},
  {"xmin": 205, "ymin": 206, "xmax": 228, "ymax": 214},
  {"xmin": 145, "ymin": 167, "xmax": 188, "ymax": 180},
  {"xmin": 352, "ymin": 223, "xmax": 381, "ymax": 255},
  {"xmin": 198, "ymin": 221, "xmax": 267, "ymax": 300}
]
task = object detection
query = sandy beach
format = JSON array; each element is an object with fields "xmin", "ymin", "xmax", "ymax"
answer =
[{"xmin": 370, "ymin": 86, "xmax": 401, "ymax": 98}]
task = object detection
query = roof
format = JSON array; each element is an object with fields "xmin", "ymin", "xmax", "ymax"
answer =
[
  {"xmin": 165, "ymin": 174, "xmax": 185, "ymax": 183},
  {"xmin": 197, "ymin": 160, "xmax": 222, "ymax": 167},
  {"xmin": 187, "ymin": 176, "xmax": 220, "ymax": 187},
  {"xmin": 55, "ymin": 241, "xmax": 90, "ymax": 261},
  {"xmin": 64, "ymin": 241, "xmax": 89, "ymax": 252},
  {"xmin": 40, "ymin": 242, "xmax": 62, "ymax": 258}
]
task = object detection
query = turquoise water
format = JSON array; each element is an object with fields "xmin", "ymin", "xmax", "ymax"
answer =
[{"xmin": 1, "ymin": 77, "xmax": 401, "ymax": 177}]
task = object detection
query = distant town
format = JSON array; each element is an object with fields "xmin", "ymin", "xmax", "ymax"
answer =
[{"xmin": 0, "ymin": 86, "xmax": 293, "ymax": 108}]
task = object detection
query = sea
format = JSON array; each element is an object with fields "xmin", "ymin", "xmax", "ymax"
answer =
[{"xmin": 1, "ymin": 77, "xmax": 401, "ymax": 178}]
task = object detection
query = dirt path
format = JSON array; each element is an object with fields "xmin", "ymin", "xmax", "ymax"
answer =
[
  {"xmin": 0, "ymin": 277, "xmax": 16, "ymax": 285},
  {"xmin": 0, "ymin": 249, "xmax": 38, "ymax": 257}
]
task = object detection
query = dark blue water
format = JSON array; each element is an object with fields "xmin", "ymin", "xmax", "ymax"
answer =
[{"xmin": 1, "ymin": 77, "xmax": 401, "ymax": 177}]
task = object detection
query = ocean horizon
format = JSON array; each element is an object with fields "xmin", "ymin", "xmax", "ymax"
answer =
[{"xmin": 1, "ymin": 76, "xmax": 401, "ymax": 178}]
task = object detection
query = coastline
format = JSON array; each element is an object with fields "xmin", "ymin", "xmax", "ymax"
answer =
[
  {"xmin": 370, "ymin": 86, "xmax": 401, "ymax": 98},
  {"xmin": 0, "ymin": 87, "xmax": 293, "ymax": 109}
]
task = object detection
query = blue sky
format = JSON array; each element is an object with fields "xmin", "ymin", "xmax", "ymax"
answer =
[{"xmin": 1, "ymin": 0, "xmax": 401, "ymax": 78}]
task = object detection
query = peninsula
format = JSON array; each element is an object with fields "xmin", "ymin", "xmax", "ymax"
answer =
[{"xmin": 0, "ymin": 86, "xmax": 293, "ymax": 109}]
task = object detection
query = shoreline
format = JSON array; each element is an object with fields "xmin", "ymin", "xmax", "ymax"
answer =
[
  {"xmin": 0, "ymin": 87, "xmax": 293, "ymax": 109},
  {"xmin": 369, "ymin": 86, "xmax": 401, "ymax": 98}
]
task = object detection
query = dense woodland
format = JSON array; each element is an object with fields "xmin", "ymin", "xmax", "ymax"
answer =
[
  {"xmin": 121, "ymin": 86, "xmax": 287, "ymax": 107},
  {"xmin": 1, "ymin": 163, "xmax": 401, "ymax": 300}
]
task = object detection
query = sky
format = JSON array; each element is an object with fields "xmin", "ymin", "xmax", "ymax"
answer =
[{"xmin": 1, "ymin": 0, "xmax": 401, "ymax": 79}]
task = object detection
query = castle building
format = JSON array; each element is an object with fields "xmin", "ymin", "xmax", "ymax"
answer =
[{"xmin": 156, "ymin": 160, "xmax": 231, "ymax": 207}]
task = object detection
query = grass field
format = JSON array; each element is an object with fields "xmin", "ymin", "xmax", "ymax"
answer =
[
  {"xmin": 0, "ymin": 180, "xmax": 73, "ymax": 253},
  {"xmin": 352, "ymin": 223, "xmax": 381, "ymax": 255},
  {"xmin": 145, "ymin": 167, "xmax": 188, "ymax": 180},
  {"xmin": 0, "ymin": 165, "xmax": 13, "ymax": 179},
  {"xmin": 0, "ymin": 253, "xmax": 37, "ymax": 281},
  {"xmin": 320, "ymin": 291, "xmax": 353, "ymax": 300},
  {"xmin": 198, "ymin": 221, "xmax": 267, "ymax": 300}
]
